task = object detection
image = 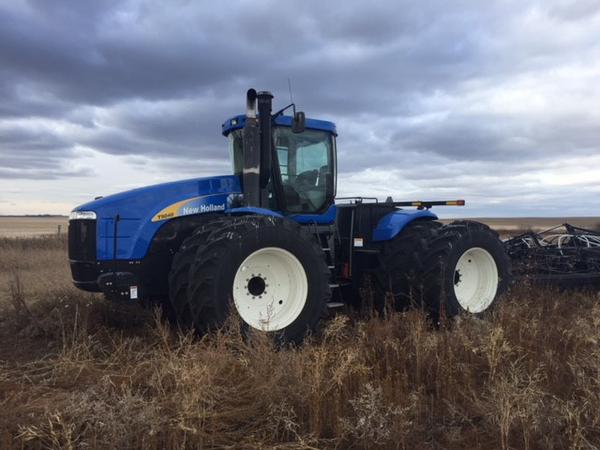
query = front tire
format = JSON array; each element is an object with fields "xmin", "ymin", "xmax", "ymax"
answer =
[
  {"xmin": 167, "ymin": 218, "xmax": 230, "ymax": 326},
  {"xmin": 186, "ymin": 216, "xmax": 331, "ymax": 343}
]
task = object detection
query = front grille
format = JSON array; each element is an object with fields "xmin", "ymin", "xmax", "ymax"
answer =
[{"xmin": 68, "ymin": 219, "xmax": 97, "ymax": 261}]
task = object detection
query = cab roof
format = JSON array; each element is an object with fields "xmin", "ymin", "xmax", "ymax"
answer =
[{"xmin": 222, "ymin": 114, "xmax": 337, "ymax": 136}]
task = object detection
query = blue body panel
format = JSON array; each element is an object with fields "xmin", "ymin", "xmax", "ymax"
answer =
[
  {"xmin": 372, "ymin": 209, "xmax": 438, "ymax": 242},
  {"xmin": 222, "ymin": 114, "xmax": 337, "ymax": 136},
  {"xmin": 291, "ymin": 204, "xmax": 337, "ymax": 224},
  {"xmin": 73, "ymin": 176, "xmax": 241, "ymax": 260}
]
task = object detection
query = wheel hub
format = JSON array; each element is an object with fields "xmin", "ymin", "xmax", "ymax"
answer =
[
  {"xmin": 247, "ymin": 275, "xmax": 267, "ymax": 297},
  {"xmin": 454, "ymin": 270, "xmax": 462, "ymax": 285}
]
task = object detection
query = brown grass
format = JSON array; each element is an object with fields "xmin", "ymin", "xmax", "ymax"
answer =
[
  {"xmin": 0, "ymin": 217, "xmax": 68, "ymax": 238},
  {"xmin": 1, "ymin": 237, "xmax": 600, "ymax": 449}
]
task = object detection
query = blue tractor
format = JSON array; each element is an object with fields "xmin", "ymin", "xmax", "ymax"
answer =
[{"xmin": 69, "ymin": 89, "xmax": 510, "ymax": 342}]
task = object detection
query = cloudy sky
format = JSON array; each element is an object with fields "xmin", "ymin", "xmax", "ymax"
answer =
[{"xmin": 1, "ymin": 0, "xmax": 600, "ymax": 217}]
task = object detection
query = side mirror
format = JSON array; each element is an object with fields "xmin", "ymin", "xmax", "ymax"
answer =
[{"xmin": 292, "ymin": 111, "xmax": 305, "ymax": 133}]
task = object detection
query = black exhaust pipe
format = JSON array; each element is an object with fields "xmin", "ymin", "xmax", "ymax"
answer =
[
  {"xmin": 257, "ymin": 91, "xmax": 273, "ymax": 193},
  {"xmin": 242, "ymin": 89, "xmax": 261, "ymax": 207},
  {"xmin": 242, "ymin": 89, "xmax": 273, "ymax": 208}
]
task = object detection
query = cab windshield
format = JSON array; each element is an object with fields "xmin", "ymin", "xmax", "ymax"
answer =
[{"xmin": 228, "ymin": 126, "xmax": 335, "ymax": 213}]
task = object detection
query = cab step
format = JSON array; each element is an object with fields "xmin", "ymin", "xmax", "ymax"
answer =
[
  {"xmin": 328, "ymin": 282, "xmax": 351, "ymax": 289},
  {"xmin": 327, "ymin": 302, "xmax": 345, "ymax": 308}
]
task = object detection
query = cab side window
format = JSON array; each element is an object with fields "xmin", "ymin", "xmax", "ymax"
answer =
[{"xmin": 274, "ymin": 128, "xmax": 332, "ymax": 213}]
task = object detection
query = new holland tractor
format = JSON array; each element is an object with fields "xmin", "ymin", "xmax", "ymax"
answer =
[{"xmin": 68, "ymin": 89, "xmax": 511, "ymax": 342}]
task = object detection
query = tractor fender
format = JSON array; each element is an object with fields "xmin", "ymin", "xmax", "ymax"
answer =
[
  {"xmin": 227, "ymin": 205, "xmax": 337, "ymax": 225},
  {"xmin": 371, "ymin": 209, "xmax": 437, "ymax": 242},
  {"xmin": 226, "ymin": 206, "xmax": 283, "ymax": 218}
]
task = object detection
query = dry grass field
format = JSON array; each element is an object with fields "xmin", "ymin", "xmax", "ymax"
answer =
[
  {"xmin": 1, "ymin": 223, "xmax": 600, "ymax": 448},
  {"xmin": 0, "ymin": 216, "xmax": 68, "ymax": 238}
]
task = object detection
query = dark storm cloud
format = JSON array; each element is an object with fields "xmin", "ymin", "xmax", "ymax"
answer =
[
  {"xmin": 85, "ymin": 95, "xmax": 237, "ymax": 155},
  {"xmin": 0, "ymin": 81, "xmax": 73, "ymax": 119},
  {"xmin": 0, "ymin": 0, "xmax": 506, "ymax": 110},
  {"xmin": 1, "ymin": 0, "xmax": 600, "ymax": 216},
  {"xmin": 0, "ymin": 166, "xmax": 92, "ymax": 179},
  {"xmin": 548, "ymin": 0, "xmax": 600, "ymax": 21},
  {"xmin": 0, "ymin": 1, "xmax": 238, "ymax": 105},
  {"xmin": 0, "ymin": 123, "xmax": 93, "ymax": 178}
]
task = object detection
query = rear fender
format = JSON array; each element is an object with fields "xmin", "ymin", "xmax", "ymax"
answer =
[{"xmin": 372, "ymin": 209, "xmax": 437, "ymax": 242}]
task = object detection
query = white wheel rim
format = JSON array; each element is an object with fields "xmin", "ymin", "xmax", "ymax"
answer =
[
  {"xmin": 232, "ymin": 247, "xmax": 308, "ymax": 331},
  {"xmin": 453, "ymin": 247, "xmax": 498, "ymax": 313}
]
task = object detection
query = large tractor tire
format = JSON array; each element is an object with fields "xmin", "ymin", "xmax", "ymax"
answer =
[
  {"xmin": 420, "ymin": 221, "xmax": 511, "ymax": 318},
  {"xmin": 377, "ymin": 220, "xmax": 442, "ymax": 310},
  {"xmin": 167, "ymin": 218, "xmax": 230, "ymax": 326},
  {"xmin": 379, "ymin": 220, "xmax": 511, "ymax": 318},
  {"xmin": 174, "ymin": 215, "xmax": 331, "ymax": 343}
]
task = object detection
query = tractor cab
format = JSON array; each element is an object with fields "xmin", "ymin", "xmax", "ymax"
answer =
[{"xmin": 221, "ymin": 90, "xmax": 337, "ymax": 216}]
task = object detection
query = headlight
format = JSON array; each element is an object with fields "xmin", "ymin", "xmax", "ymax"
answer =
[{"xmin": 69, "ymin": 211, "xmax": 97, "ymax": 220}]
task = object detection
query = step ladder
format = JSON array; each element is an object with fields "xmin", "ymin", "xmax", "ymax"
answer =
[{"xmin": 318, "ymin": 235, "xmax": 348, "ymax": 309}]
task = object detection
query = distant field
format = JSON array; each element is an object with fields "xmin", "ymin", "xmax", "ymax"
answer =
[
  {"xmin": 466, "ymin": 217, "xmax": 600, "ymax": 232},
  {"xmin": 0, "ymin": 216, "xmax": 68, "ymax": 237}
]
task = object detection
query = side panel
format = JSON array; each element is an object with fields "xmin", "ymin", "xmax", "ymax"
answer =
[
  {"xmin": 371, "ymin": 209, "xmax": 437, "ymax": 242},
  {"xmin": 225, "ymin": 206, "xmax": 338, "ymax": 224},
  {"xmin": 290, "ymin": 204, "xmax": 337, "ymax": 225},
  {"xmin": 98, "ymin": 193, "xmax": 233, "ymax": 260}
]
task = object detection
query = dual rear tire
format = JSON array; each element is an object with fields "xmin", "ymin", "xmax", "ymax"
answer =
[
  {"xmin": 378, "ymin": 220, "xmax": 511, "ymax": 318},
  {"xmin": 168, "ymin": 216, "xmax": 330, "ymax": 343}
]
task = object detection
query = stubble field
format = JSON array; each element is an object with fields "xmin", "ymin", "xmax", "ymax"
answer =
[
  {"xmin": 0, "ymin": 217, "xmax": 68, "ymax": 238},
  {"xmin": 0, "ymin": 218, "xmax": 599, "ymax": 449}
]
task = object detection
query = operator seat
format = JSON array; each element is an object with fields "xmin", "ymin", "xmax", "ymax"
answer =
[{"xmin": 295, "ymin": 169, "xmax": 318, "ymax": 188}]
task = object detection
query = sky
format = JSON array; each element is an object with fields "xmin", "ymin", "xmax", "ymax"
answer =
[{"xmin": 1, "ymin": 0, "xmax": 600, "ymax": 217}]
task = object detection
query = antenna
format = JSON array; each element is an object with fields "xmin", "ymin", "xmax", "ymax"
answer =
[
  {"xmin": 287, "ymin": 78, "xmax": 294, "ymax": 105},
  {"xmin": 272, "ymin": 80, "xmax": 298, "ymax": 118}
]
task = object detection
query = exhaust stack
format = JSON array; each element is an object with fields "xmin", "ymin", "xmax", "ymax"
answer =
[
  {"xmin": 242, "ymin": 89, "xmax": 262, "ymax": 207},
  {"xmin": 246, "ymin": 88, "xmax": 257, "ymax": 118},
  {"xmin": 256, "ymin": 91, "xmax": 273, "ymax": 192}
]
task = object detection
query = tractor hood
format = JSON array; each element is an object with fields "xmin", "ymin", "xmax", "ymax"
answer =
[{"xmin": 71, "ymin": 175, "xmax": 240, "ymax": 260}]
